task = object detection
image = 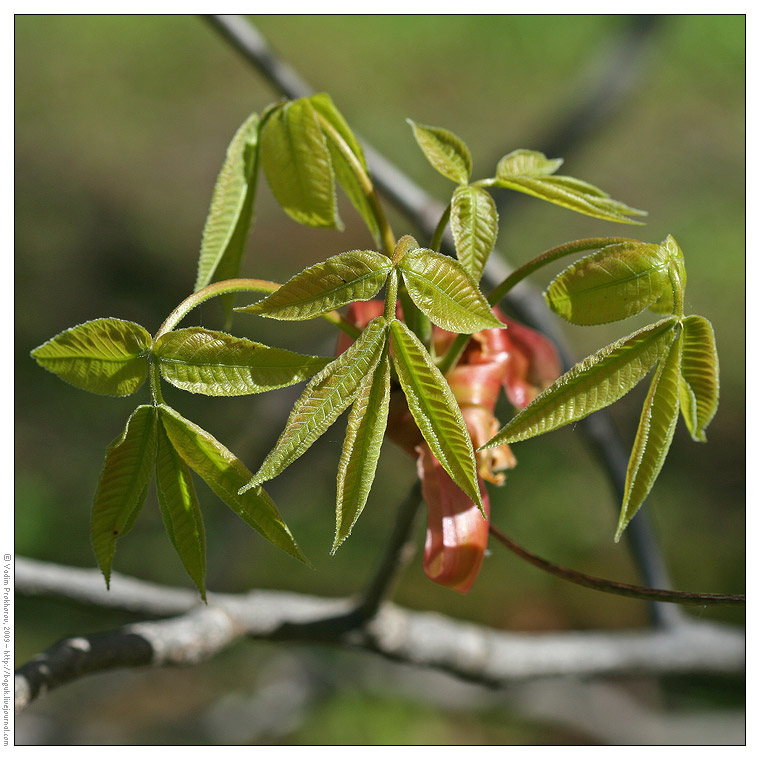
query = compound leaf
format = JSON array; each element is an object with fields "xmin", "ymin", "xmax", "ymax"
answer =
[
  {"xmin": 260, "ymin": 98, "xmax": 340, "ymax": 228},
  {"xmin": 679, "ymin": 315, "xmax": 719, "ymax": 442},
  {"xmin": 156, "ymin": 419, "xmax": 206, "ymax": 599},
  {"xmin": 244, "ymin": 317, "xmax": 388, "ymax": 490},
  {"xmin": 450, "ymin": 184, "xmax": 499, "ymax": 282},
  {"xmin": 91, "ymin": 405, "xmax": 157, "ymax": 587},
  {"xmin": 407, "ymin": 119, "xmax": 472, "ymax": 184},
  {"xmin": 195, "ymin": 111, "xmax": 261, "ymax": 292},
  {"xmin": 239, "ymin": 250, "xmax": 392, "ymax": 320},
  {"xmin": 616, "ymin": 329, "xmax": 682, "ymax": 540},
  {"xmin": 154, "ymin": 327, "xmax": 329, "ymax": 396},
  {"xmin": 545, "ymin": 241, "xmax": 671, "ymax": 325},
  {"xmin": 390, "ymin": 319, "xmax": 483, "ymax": 511},
  {"xmin": 158, "ymin": 404, "xmax": 308, "ymax": 565},
  {"xmin": 333, "ymin": 347, "xmax": 391, "ymax": 552},
  {"xmin": 399, "ymin": 248, "xmax": 503, "ymax": 333},
  {"xmin": 496, "ymin": 149, "xmax": 564, "ymax": 178},
  {"xmin": 32, "ymin": 318, "xmax": 151, "ymax": 396},
  {"xmin": 482, "ymin": 318, "xmax": 678, "ymax": 448}
]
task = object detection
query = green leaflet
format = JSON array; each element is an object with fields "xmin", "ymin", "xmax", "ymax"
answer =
[
  {"xmin": 238, "ymin": 250, "xmax": 392, "ymax": 320},
  {"xmin": 399, "ymin": 248, "xmax": 503, "ymax": 333},
  {"xmin": 158, "ymin": 404, "xmax": 309, "ymax": 566},
  {"xmin": 195, "ymin": 111, "xmax": 261, "ymax": 293},
  {"xmin": 154, "ymin": 327, "xmax": 330, "ymax": 396},
  {"xmin": 545, "ymin": 241, "xmax": 671, "ymax": 325},
  {"xmin": 407, "ymin": 119, "xmax": 472, "ymax": 185},
  {"xmin": 156, "ymin": 419, "xmax": 206, "ymax": 600},
  {"xmin": 616, "ymin": 329, "xmax": 682, "ymax": 540},
  {"xmin": 482, "ymin": 318, "xmax": 678, "ymax": 448},
  {"xmin": 91, "ymin": 405, "xmax": 157, "ymax": 587},
  {"xmin": 244, "ymin": 317, "xmax": 389, "ymax": 490},
  {"xmin": 31, "ymin": 318, "xmax": 151, "ymax": 396},
  {"xmin": 260, "ymin": 98, "xmax": 340, "ymax": 229},
  {"xmin": 450, "ymin": 184, "xmax": 499, "ymax": 282},
  {"xmin": 651, "ymin": 235, "xmax": 687, "ymax": 316},
  {"xmin": 310, "ymin": 93, "xmax": 380, "ymax": 244},
  {"xmin": 333, "ymin": 345, "xmax": 391, "ymax": 552},
  {"xmin": 390, "ymin": 320, "xmax": 483, "ymax": 512},
  {"xmin": 496, "ymin": 149, "xmax": 564, "ymax": 178},
  {"xmin": 486, "ymin": 174, "xmax": 646, "ymax": 225},
  {"xmin": 679, "ymin": 315, "xmax": 719, "ymax": 442}
]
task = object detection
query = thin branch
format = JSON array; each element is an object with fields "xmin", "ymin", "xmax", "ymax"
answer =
[
  {"xmin": 14, "ymin": 557, "xmax": 745, "ymax": 712},
  {"xmin": 489, "ymin": 525, "xmax": 745, "ymax": 607}
]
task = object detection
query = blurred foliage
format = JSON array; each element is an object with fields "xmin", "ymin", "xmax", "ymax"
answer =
[{"xmin": 15, "ymin": 14, "xmax": 744, "ymax": 745}]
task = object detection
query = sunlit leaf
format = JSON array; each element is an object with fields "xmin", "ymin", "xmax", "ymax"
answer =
[
  {"xmin": 31, "ymin": 318, "xmax": 151, "ymax": 396},
  {"xmin": 679, "ymin": 315, "xmax": 719, "ymax": 442},
  {"xmin": 195, "ymin": 111, "xmax": 260, "ymax": 293},
  {"xmin": 333, "ymin": 347, "xmax": 391, "ymax": 552},
  {"xmin": 450, "ymin": 184, "xmax": 499, "ymax": 282},
  {"xmin": 260, "ymin": 98, "xmax": 340, "ymax": 228},
  {"xmin": 310, "ymin": 93, "xmax": 380, "ymax": 243},
  {"xmin": 616, "ymin": 330, "xmax": 682, "ymax": 540},
  {"xmin": 238, "ymin": 250, "xmax": 392, "ymax": 320},
  {"xmin": 244, "ymin": 317, "xmax": 388, "ymax": 490},
  {"xmin": 156, "ymin": 419, "xmax": 206, "ymax": 599},
  {"xmin": 486, "ymin": 173, "xmax": 646, "ymax": 224},
  {"xmin": 158, "ymin": 404, "xmax": 309, "ymax": 565},
  {"xmin": 545, "ymin": 241, "xmax": 671, "ymax": 325},
  {"xmin": 91, "ymin": 405, "xmax": 157, "ymax": 587},
  {"xmin": 496, "ymin": 149, "xmax": 563, "ymax": 178},
  {"xmin": 482, "ymin": 318, "xmax": 678, "ymax": 448},
  {"xmin": 399, "ymin": 248, "xmax": 503, "ymax": 333},
  {"xmin": 390, "ymin": 319, "xmax": 483, "ymax": 511},
  {"xmin": 154, "ymin": 327, "xmax": 329, "ymax": 396},
  {"xmin": 650, "ymin": 235, "xmax": 687, "ymax": 315},
  {"xmin": 407, "ymin": 119, "xmax": 472, "ymax": 184}
]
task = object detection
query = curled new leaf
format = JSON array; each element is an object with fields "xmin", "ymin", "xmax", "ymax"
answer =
[
  {"xmin": 482, "ymin": 318, "xmax": 678, "ymax": 448},
  {"xmin": 407, "ymin": 119, "xmax": 472, "ymax": 185},
  {"xmin": 260, "ymin": 98, "xmax": 340, "ymax": 228},
  {"xmin": 91, "ymin": 405, "xmax": 157, "ymax": 587},
  {"xmin": 399, "ymin": 248, "xmax": 503, "ymax": 333},
  {"xmin": 244, "ymin": 317, "xmax": 389, "ymax": 490},
  {"xmin": 32, "ymin": 318, "xmax": 152, "ymax": 396},
  {"xmin": 679, "ymin": 315, "xmax": 719, "ymax": 442},
  {"xmin": 154, "ymin": 327, "xmax": 330, "ymax": 396},
  {"xmin": 450, "ymin": 184, "xmax": 499, "ymax": 282},
  {"xmin": 390, "ymin": 319, "xmax": 483, "ymax": 511},
  {"xmin": 238, "ymin": 250, "xmax": 392, "ymax": 320},
  {"xmin": 156, "ymin": 420, "xmax": 206, "ymax": 599},
  {"xmin": 616, "ymin": 329, "xmax": 682, "ymax": 540},
  {"xmin": 158, "ymin": 404, "xmax": 309, "ymax": 565}
]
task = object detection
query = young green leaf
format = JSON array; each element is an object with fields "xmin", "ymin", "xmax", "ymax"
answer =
[
  {"xmin": 496, "ymin": 149, "xmax": 564, "ymax": 178},
  {"xmin": 678, "ymin": 315, "xmax": 719, "ymax": 442},
  {"xmin": 485, "ymin": 173, "xmax": 646, "ymax": 225},
  {"xmin": 407, "ymin": 119, "xmax": 472, "ymax": 185},
  {"xmin": 32, "ymin": 318, "xmax": 152, "ymax": 396},
  {"xmin": 650, "ymin": 235, "xmax": 687, "ymax": 316},
  {"xmin": 154, "ymin": 327, "xmax": 330, "ymax": 396},
  {"xmin": 158, "ymin": 404, "xmax": 309, "ymax": 565},
  {"xmin": 91, "ymin": 405, "xmax": 157, "ymax": 587},
  {"xmin": 398, "ymin": 248, "xmax": 503, "ymax": 333},
  {"xmin": 244, "ymin": 317, "xmax": 388, "ymax": 490},
  {"xmin": 616, "ymin": 330, "xmax": 682, "ymax": 540},
  {"xmin": 481, "ymin": 318, "xmax": 678, "ymax": 448},
  {"xmin": 260, "ymin": 98, "xmax": 340, "ymax": 228},
  {"xmin": 238, "ymin": 250, "xmax": 392, "ymax": 320},
  {"xmin": 195, "ymin": 111, "xmax": 261, "ymax": 292},
  {"xmin": 390, "ymin": 319, "xmax": 483, "ymax": 511},
  {"xmin": 309, "ymin": 93, "xmax": 380, "ymax": 244},
  {"xmin": 545, "ymin": 241, "xmax": 671, "ymax": 325},
  {"xmin": 450, "ymin": 184, "xmax": 499, "ymax": 282},
  {"xmin": 333, "ymin": 345, "xmax": 391, "ymax": 552},
  {"xmin": 156, "ymin": 419, "xmax": 206, "ymax": 599}
]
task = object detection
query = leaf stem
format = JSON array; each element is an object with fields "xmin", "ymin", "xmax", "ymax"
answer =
[
  {"xmin": 489, "ymin": 524, "xmax": 745, "ymax": 606},
  {"xmin": 430, "ymin": 202, "xmax": 451, "ymax": 253}
]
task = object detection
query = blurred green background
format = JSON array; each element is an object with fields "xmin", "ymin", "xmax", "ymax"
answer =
[{"xmin": 15, "ymin": 14, "xmax": 744, "ymax": 745}]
